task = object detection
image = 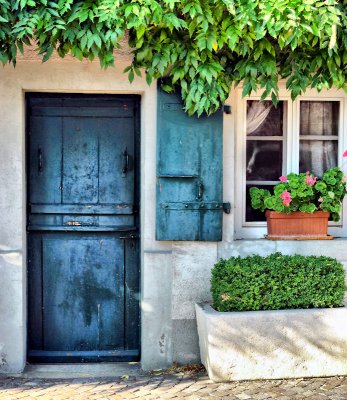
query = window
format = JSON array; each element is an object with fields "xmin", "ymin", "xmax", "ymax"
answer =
[
  {"xmin": 299, "ymin": 101, "xmax": 339, "ymax": 175},
  {"xmin": 235, "ymin": 90, "xmax": 346, "ymax": 239}
]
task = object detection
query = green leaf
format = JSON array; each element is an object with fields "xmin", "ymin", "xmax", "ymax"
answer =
[
  {"xmin": 72, "ymin": 46, "xmax": 83, "ymax": 61},
  {"xmin": 271, "ymin": 91, "xmax": 278, "ymax": 106},
  {"xmin": 80, "ymin": 35, "xmax": 87, "ymax": 50},
  {"xmin": 136, "ymin": 25, "xmax": 145, "ymax": 39},
  {"xmin": 17, "ymin": 41, "xmax": 24, "ymax": 55},
  {"xmin": 94, "ymin": 34, "xmax": 102, "ymax": 49},
  {"xmin": 0, "ymin": 52, "xmax": 9, "ymax": 64},
  {"xmin": 42, "ymin": 46, "xmax": 54, "ymax": 62},
  {"xmin": 134, "ymin": 67, "xmax": 141, "ymax": 77},
  {"xmin": 128, "ymin": 69, "xmax": 134, "ymax": 83},
  {"xmin": 146, "ymin": 73, "xmax": 152, "ymax": 85}
]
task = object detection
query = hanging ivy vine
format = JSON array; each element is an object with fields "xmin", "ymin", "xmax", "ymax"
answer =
[{"xmin": 0, "ymin": 0, "xmax": 346, "ymax": 115}]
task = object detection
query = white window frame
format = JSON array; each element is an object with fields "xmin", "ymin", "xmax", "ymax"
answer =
[{"xmin": 235, "ymin": 86, "xmax": 347, "ymax": 239}]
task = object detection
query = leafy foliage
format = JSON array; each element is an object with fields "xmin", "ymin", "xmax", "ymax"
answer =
[
  {"xmin": 0, "ymin": 0, "xmax": 346, "ymax": 115},
  {"xmin": 211, "ymin": 252, "xmax": 346, "ymax": 312},
  {"xmin": 250, "ymin": 167, "xmax": 347, "ymax": 221}
]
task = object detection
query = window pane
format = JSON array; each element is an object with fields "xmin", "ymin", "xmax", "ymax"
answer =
[
  {"xmin": 246, "ymin": 141, "xmax": 283, "ymax": 181},
  {"xmin": 247, "ymin": 100, "xmax": 285, "ymax": 136},
  {"xmin": 300, "ymin": 101, "xmax": 339, "ymax": 136},
  {"xmin": 246, "ymin": 184, "xmax": 274, "ymax": 222},
  {"xmin": 299, "ymin": 140, "xmax": 338, "ymax": 176}
]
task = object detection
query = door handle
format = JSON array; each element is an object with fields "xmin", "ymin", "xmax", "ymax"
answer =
[
  {"xmin": 122, "ymin": 148, "xmax": 129, "ymax": 174},
  {"xmin": 38, "ymin": 148, "xmax": 43, "ymax": 173}
]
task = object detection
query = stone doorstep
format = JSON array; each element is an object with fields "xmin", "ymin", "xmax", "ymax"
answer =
[
  {"xmin": 196, "ymin": 302, "xmax": 347, "ymax": 382},
  {"xmin": 5, "ymin": 363, "xmax": 143, "ymax": 380}
]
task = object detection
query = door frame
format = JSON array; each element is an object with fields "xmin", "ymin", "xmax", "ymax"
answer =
[{"xmin": 25, "ymin": 92, "xmax": 142, "ymax": 363}]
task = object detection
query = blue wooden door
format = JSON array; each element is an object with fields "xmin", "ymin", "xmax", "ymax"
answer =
[{"xmin": 27, "ymin": 94, "xmax": 140, "ymax": 362}]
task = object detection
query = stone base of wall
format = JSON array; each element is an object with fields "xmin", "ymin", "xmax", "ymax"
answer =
[{"xmin": 196, "ymin": 302, "xmax": 347, "ymax": 382}]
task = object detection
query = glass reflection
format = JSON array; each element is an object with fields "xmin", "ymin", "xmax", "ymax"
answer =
[{"xmin": 246, "ymin": 141, "xmax": 283, "ymax": 181}]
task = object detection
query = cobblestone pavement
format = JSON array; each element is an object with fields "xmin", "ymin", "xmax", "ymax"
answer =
[{"xmin": 1, "ymin": 372, "xmax": 347, "ymax": 400}]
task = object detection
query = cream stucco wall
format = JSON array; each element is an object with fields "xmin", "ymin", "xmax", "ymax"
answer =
[{"xmin": 0, "ymin": 52, "xmax": 347, "ymax": 373}]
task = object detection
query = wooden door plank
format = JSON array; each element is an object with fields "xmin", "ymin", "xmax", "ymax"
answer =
[
  {"xmin": 62, "ymin": 118, "xmax": 99, "ymax": 205},
  {"xmin": 30, "ymin": 204, "xmax": 134, "ymax": 215},
  {"xmin": 124, "ymin": 239, "xmax": 140, "ymax": 350},
  {"xmin": 29, "ymin": 116, "xmax": 62, "ymax": 205},
  {"xmin": 99, "ymin": 118, "xmax": 134, "ymax": 204},
  {"xmin": 42, "ymin": 234, "xmax": 125, "ymax": 351},
  {"xmin": 31, "ymin": 107, "xmax": 134, "ymax": 118},
  {"xmin": 27, "ymin": 234, "xmax": 43, "ymax": 351}
]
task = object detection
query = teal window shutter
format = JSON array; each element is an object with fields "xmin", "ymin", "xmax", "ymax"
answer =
[{"xmin": 156, "ymin": 86, "xmax": 224, "ymax": 241}]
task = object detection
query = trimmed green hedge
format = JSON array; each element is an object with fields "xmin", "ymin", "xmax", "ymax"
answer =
[{"xmin": 211, "ymin": 253, "xmax": 346, "ymax": 312}]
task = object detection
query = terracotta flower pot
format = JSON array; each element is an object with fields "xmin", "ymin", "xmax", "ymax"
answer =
[{"xmin": 265, "ymin": 210, "xmax": 332, "ymax": 240}]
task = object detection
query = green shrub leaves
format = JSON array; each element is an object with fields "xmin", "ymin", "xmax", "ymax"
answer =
[
  {"xmin": 0, "ymin": 0, "xmax": 346, "ymax": 115},
  {"xmin": 211, "ymin": 253, "xmax": 346, "ymax": 311}
]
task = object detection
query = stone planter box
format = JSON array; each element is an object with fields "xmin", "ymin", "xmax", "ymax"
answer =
[{"xmin": 195, "ymin": 302, "xmax": 347, "ymax": 382}]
